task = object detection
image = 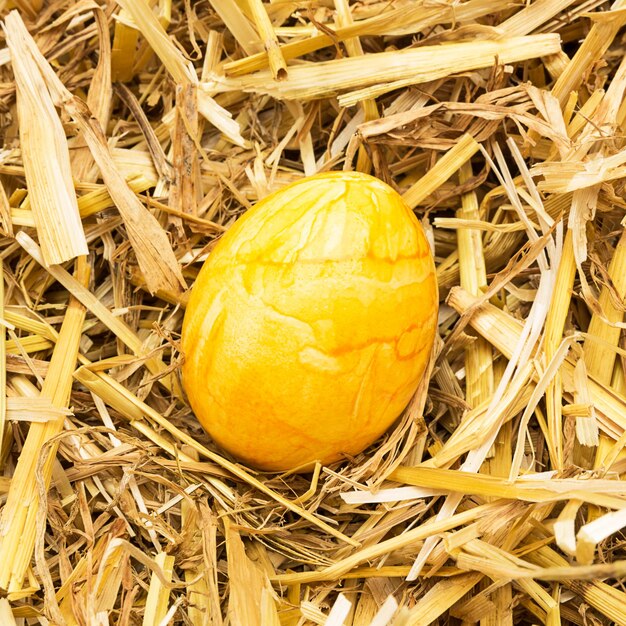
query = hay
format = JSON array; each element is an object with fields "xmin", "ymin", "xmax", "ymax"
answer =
[{"xmin": 2, "ymin": 0, "xmax": 626, "ymax": 624}]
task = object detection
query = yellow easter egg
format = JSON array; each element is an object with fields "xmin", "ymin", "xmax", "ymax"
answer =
[{"xmin": 181, "ymin": 171, "xmax": 438, "ymax": 471}]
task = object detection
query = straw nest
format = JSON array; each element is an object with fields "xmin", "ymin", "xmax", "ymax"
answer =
[{"xmin": 1, "ymin": 0, "xmax": 626, "ymax": 624}]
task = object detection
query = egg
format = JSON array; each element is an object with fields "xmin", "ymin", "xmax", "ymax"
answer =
[{"xmin": 181, "ymin": 171, "xmax": 438, "ymax": 471}]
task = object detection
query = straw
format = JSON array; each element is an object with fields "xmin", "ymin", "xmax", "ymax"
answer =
[
  {"xmin": 0, "ymin": 258, "xmax": 88, "ymax": 592},
  {"xmin": 2, "ymin": 1, "xmax": 626, "ymax": 623},
  {"xmin": 4, "ymin": 13, "xmax": 87, "ymax": 265},
  {"xmin": 246, "ymin": 0, "xmax": 286, "ymax": 81}
]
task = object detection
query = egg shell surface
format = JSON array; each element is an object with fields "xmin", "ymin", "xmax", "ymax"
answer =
[{"xmin": 181, "ymin": 171, "xmax": 438, "ymax": 471}]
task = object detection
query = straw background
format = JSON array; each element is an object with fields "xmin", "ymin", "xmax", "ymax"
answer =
[{"xmin": 1, "ymin": 0, "xmax": 626, "ymax": 624}]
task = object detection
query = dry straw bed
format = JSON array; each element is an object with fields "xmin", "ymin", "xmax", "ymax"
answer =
[{"xmin": 2, "ymin": 0, "xmax": 626, "ymax": 624}]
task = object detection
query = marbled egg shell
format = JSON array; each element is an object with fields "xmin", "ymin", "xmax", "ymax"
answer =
[{"xmin": 181, "ymin": 171, "xmax": 438, "ymax": 471}]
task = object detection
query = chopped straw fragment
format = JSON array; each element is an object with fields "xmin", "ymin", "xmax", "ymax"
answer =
[{"xmin": 4, "ymin": 13, "xmax": 87, "ymax": 265}]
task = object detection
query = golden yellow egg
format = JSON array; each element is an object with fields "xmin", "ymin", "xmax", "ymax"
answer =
[{"xmin": 181, "ymin": 171, "xmax": 438, "ymax": 471}]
